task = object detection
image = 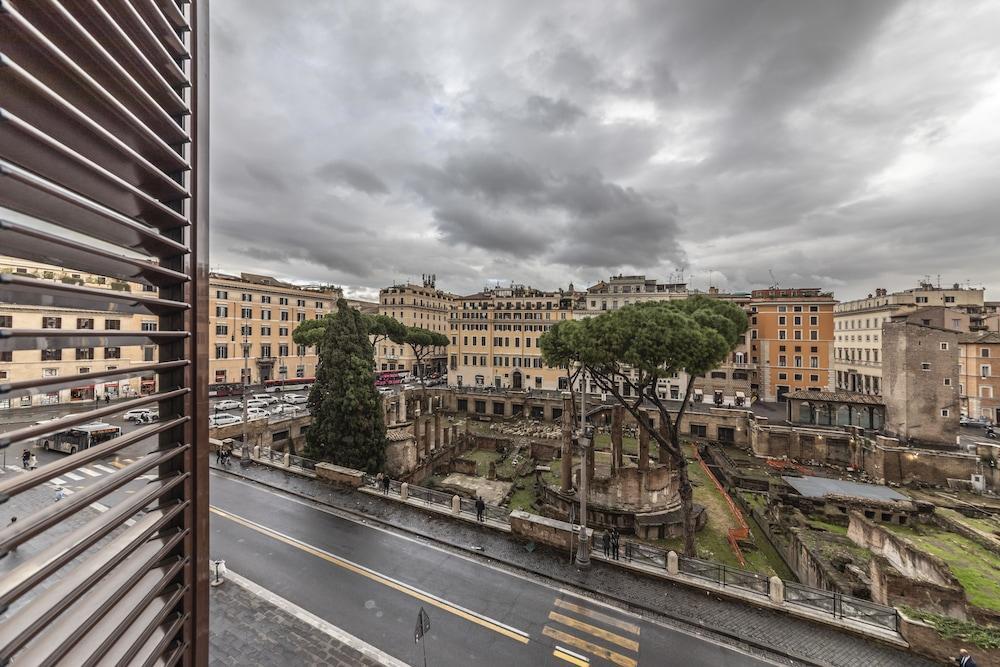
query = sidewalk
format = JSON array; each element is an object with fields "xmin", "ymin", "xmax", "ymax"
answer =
[
  {"xmin": 210, "ymin": 572, "xmax": 399, "ymax": 667},
  {"xmin": 211, "ymin": 460, "xmax": 937, "ymax": 667}
]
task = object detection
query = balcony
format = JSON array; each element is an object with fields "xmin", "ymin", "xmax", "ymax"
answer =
[{"xmin": 256, "ymin": 356, "xmax": 277, "ymax": 366}]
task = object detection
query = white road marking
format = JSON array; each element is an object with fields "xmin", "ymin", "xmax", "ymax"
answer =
[
  {"xmin": 6, "ymin": 465, "xmax": 24, "ymax": 473},
  {"xmin": 51, "ymin": 477, "xmax": 66, "ymax": 485},
  {"xmin": 94, "ymin": 464, "xmax": 116, "ymax": 473},
  {"xmin": 138, "ymin": 474, "xmax": 158, "ymax": 481},
  {"xmin": 212, "ymin": 472, "xmax": 790, "ymax": 665},
  {"xmin": 63, "ymin": 472, "xmax": 84, "ymax": 481},
  {"xmin": 78, "ymin": 467, "xmax": 101, "ymax": 477},
  {"xmin": 225, "ymin": 570, "xmax": 409, "ymax": 667}
]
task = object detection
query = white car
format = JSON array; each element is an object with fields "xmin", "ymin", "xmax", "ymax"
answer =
[
  {"xmin": 209, "ymin": 413, "xmax": 242, "ymax": 427},
  {"xmin": 214, "ymin": 399, "xmax": 242, "ymax": 410},
  {"xmin": 283, "ymin": 394, "xmax": 307, "ymax": 404},
  {"xmin": 271, "ymin": 404, "xmax": 301, "ymax": 416},
  {"xmin": 245, "ymin": 399, "xmax": 270, "ymax": 409},
  {"xmin": 123, "ymin": 408, "xmax": 159, "ymax": 423},
  {"xmin": 251, "ymin": 393, "xmax": 278, "ymax": 405},
  {"xmin": 246, "ymin": 407, "xmax": 270, "ymax": 421}
]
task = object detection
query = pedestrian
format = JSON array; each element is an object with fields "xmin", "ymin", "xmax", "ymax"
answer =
[
  {"xmin": 602, "ymin": 530, "xmax": 611, "ymax": 558},
  {"xmin": 8, "ymin": 517, "xmax": 15, "ymax": 552},
  {"xmin": 625, "ymin": 540, "xmax": 633, "ymax": 563},
  {"xmin": 54, "ymin": 486, "xmax": 65, "ymax": 502},
  {"xmin": 22, "ymin": 449, "xmax": 30, "ymax": 469},
  {"xmin": 953, "ymin": 649, "xmax": 978, "ymax": 667},
  {"xmin": 611, "ymin": 527, "xmax": 620, "ymax": 561},
  {"xmin": 29, "ymin": 454, "xmax": 37, "ymax": 471},
  {"xmin": 383, "ymin": 475, "xmax": 391, "ymax": 494},
  {"xmin": 104, "ymin": 394, "xmax": 110, "ymax": 405},
  {"xmin": 215, "ymin": 446, "xmax": 222, "ymax": 464},
  {"xmin": 475, "ymin": 496, "xmax": 486, "ymax": 522},
  {"xmin": 375, "ymin": 471, "xmax": 383, "ymax": 490}
]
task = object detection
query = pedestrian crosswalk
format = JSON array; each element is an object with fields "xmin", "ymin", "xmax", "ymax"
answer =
[
  {"xmin": 45, "ymin": 456, "xmax": 143, "ymax": 487},
  {"xmin": 544, "ymin": 593, "xmax": 641, "ymax": 667}
]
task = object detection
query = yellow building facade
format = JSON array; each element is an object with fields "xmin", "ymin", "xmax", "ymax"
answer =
[{"xmin": 375, "ymin": 278, "xmax": 455, "ymax": 376}]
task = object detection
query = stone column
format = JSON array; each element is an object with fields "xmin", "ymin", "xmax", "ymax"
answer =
[
  {"xmin": 442, "ymin": 422, "xmax": 451, "ymax": 448},
  {"xmin": 434, "ymin": 412, "xmax": 442, "ymax": 452},
  {"xmin": 637, "ymin": 413, "xmax": 650, "ymax": 471},
  {"xmin": 560, "ymin": 394, "xmax": 573, "ymax": 493},
  {"xmin": 658, "ymin": 417, "xmax": 672, "ymax": 466},
  {"xmin": 399, "ymin": 392, "xmax": 407, "ymax": 423},
  {"xmin": 611, "ymin": 405, "xmax": 624, "ymax": 472},
  {"xmin": 422, "ymin": 417, "xmax": 431, "ymax": 458},
  {"xmin": 586, "ymin": 437, "xmax": 595, "ymax": 485}
]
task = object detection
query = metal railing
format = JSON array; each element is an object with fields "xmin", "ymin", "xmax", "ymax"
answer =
[
  {"xmin": 0, "ymin": 1, "xmax": 207, "ymax": 663},
  {"xmin": 784, "ymin": 582, "xmax": 898, "ymax": 632}
]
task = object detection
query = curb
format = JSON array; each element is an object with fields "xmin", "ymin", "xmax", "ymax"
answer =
[{"xmin": 211, "ymin": 463, "xmax": 830, "ymax": 666}]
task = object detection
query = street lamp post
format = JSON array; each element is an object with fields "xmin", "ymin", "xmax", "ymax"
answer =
[
  {"xmin": 240, "ymin": 327, "xmax": 251, "ymax": 467},
  {"xmin": 576, "ymin": 366, "xmax": 593, "ymax": 567}
]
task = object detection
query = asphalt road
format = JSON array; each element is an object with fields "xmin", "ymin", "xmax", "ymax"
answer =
[{"xmin": 210, "ymin": 473, "xmax": 778, "ymax": 667}]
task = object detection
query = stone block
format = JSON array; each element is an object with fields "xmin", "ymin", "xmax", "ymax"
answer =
[
  {"xmin": 452, "ymin": 495, "xmax": 461, "ymax": 514},
  {"xmin": 314, "ymin": 463, "xmax": 364, "ymax": 488},
  {"xmin": 667, "ymin": 550, "xmax": 678, "ymax": 575},
  {"xmin": 769, "ymin": 576, "xmax": 784, "ymax": 605},
  {"xmin": 400, "ymin": 482, "xmax": 409, "ymax": 500}
]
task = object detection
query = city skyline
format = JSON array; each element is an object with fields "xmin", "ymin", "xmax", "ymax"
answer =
[{"xmin": 210, "ymin": 0, "xmax": 1000, "ymax": 301}]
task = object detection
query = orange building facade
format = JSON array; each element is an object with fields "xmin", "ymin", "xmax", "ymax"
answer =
[{"xmin": 749, "ymin": 288, "xmax": 837, "ymax": 401}]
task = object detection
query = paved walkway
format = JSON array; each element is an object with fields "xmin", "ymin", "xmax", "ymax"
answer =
[
  {"xmin": 210, "ymin": 574, "xmax": 393, "ymax": 667},
  {"xmin": 211, "ymin": 460, "xmax": 938, "ymax": 667}
]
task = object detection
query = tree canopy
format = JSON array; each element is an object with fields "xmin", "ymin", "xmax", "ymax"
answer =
[
  {"xmin": 293, "ymin": 310, "xmax": 407, "ymax": 354},
  {"xmin": 539, "ymin": 296, "xmax": 747, "ymax": 555},
  {"xmin": 403, "ymin": 326, "xmax": 450, "ymax": 391},
  {"xmin": 304, "ymin": 298, "xmax": 386, "ymax": 472}
]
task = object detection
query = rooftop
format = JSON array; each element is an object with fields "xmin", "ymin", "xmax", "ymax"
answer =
[
  {"xmin": 782, "ymin": 476, "xmax": 908, "ymax": 502},
  {"xmin": 785, "ymin": 390, "xmax": 884, "ymax": 406}
]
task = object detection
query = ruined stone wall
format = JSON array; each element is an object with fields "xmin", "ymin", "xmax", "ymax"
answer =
[
  {"xmin": 783, "ymin": 528, "xmax": 854, "ymax": 594},
  {"xmin": 869, "ymin": 555, "xmax": 968, "ymax": 618},
  {"xmin": 384, "ymin": 438, "xmax": 417, "ymax": 477},
  {"xmin": 869, "ymin": 447, "xmax": 980, "ymax": 486},
  {"xmin": 847, "ymin": 512, "xmax": 956, "ymax": 588},
  {"xmin": 584, "ymin": 465, "xmax": 679, "ymax": 512}
]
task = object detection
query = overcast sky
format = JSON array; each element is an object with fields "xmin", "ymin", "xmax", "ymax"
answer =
[{"xmin": 209, "ymin": 1, "xmax": 1000, "ymax": 302}]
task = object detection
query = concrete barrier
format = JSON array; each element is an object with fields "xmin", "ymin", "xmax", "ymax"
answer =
[{"xmin": 314, "ymin": 463, "xmax": 365, "ymax": 488}]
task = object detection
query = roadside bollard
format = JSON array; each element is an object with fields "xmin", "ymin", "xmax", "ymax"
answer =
[
  {"xmin": 667, "ymin": 550, "xmax": 679, "ymax": 575},
  {"xmin": 769, "ymin": 576, "xmax": 784, "ymax": 605},
  {"xmin": 452, "ymin": 495, "xmax": 461, "ymax": 515},
  {"xmin": 210, "ymin": 559, "xmax": 226, "ymax": 587},
  {"xmin": 400, "ymin": 482, "xmax": 409, "ymax": 501}
]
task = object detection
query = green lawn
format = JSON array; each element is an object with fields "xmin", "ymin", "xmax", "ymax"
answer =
[
  {"xmin": 460, "ymin": 449, "xmax": 503, "ymax": 476},
  {"xmin": 807, "ymin": 519, "xmax": 849, "ymax": 536},
  {"xmin": 507, "ymin": 476, "xmax": 537, "ymax": 512},
  {"xmin": 887, "ymin": 524, "xmax": 1000, "ymax": 612},
  {"xmin": 938, "ymin": 508, "xmax": 1000, "ymax": 540}
]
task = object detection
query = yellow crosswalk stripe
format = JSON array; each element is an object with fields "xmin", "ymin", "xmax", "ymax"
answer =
[
  {"xmin": 548, "ymin": 612, "xmax": 639, "ymax": 652},
  {"xmin": 543, "ymin": 626, "xmax": 637, "ymax": 667},
  {"xmin": 110, "ymin": 461, "xmax": 126, "ymax": 469},
  {"xmin": 553, "ymin": 647, "xmax": 590, "ymax": 666},
  {"xmin": 554, "ymin": 598, "xmax": 641, "ymax": 636}
]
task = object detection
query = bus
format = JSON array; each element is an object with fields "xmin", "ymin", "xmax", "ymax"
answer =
[
  {"xmin": 43, "ymin": 422, "xmax": 122, "ymax": 454},
  {"xmin": 264, "ymin": 377, "xmax": 316, "ymax": 393},
  {"xmin": 208, "ymin": 382, "xmax": 243, "ymax": 397},
  {"xmin": 375, "ymin": 370, "xmax": 405, "ymax": 387}
]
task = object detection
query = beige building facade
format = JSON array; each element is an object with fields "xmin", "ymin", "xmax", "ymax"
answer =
[
  {"xmin": 376, "ymin": 276, "xmax": 455, "ymax": 376},
  {"xmin": 959, "ymin": 331, "xmax": 1000, "ymax": 424},
  {"xmin": 449, "ymin": 284, "xmax": 578, "ymax": 391},
  {"xmin": 835, "ymin": 283, "xmax": 986, "ymax": 396},
  {"xmin": 1, "ymin": 258, "xmax": 155, "ymax": 409},
  {"xmin": 209, "ymin": 273, "xmax": 341, "ymax": 387}
]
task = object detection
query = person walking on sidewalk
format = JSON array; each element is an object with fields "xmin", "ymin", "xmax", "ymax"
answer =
[
  {"xmin": 382, "ymin": 475, "xmax": 391, "ymax": 494},
  {"xmin": 611, "ymin": 527, "xmax": 620, "ymax": 561},
  {"xmin": 54, "ymin": 486, "xmax": 65, "ymax": 502},
  {"xmin": 215, "ymin": 446, "xmax": 222, "ymax": 465},
  {"xmin": 602, "ymin": 530, "xmax": 611, "ymax": 558},
  {"xmin": 475, "ymin": 496, "xmax": 486, "ymax": 522},
  {"xmin": 625, "ymin": 540, "xmax": 633, "ymax": 562},
  {"xmin": 953, "ymin": 649, "xmax": 978, "ymax": 667},
  {"xmin": 375, "ymin": 471, "xmax": 383, "ymax": 491},
  {"xmin": 28, "ymin": 454, "xmax": 37, "ymax": 471},
  {"xmin": 21, "ymin": 449, "xmax": 30, "ymax": 469}
]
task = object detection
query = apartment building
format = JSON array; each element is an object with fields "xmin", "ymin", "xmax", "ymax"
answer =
[
  {"xmin": 959, "ymin": 331, "xmax": 1000, "ymax": 424},
  {"xmin": 750, "ymin": 288, "xmax": 836, "ymax": 402},
  {"xmin": 449, "ymin": 284, "xmax": 577, "ymax": 390},
  {"xmin": 376, "ymin": 275, "xmax": 455, "ymax": 375},
  {"xmin": 209, "ymin": 272, "xmax": 341, "ymax": 386},
  {"xmin": 0, "ymin": 258, "xmax": 156, "ymax": 409},
  {"xmin": 834, "ymin": 282, "xmax": 985, "ymax": 395},
  {"xmin": 582, "ymin": 274, "xmax": 688, "ymax": 313}
]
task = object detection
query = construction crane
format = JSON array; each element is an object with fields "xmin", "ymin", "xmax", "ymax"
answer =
[{"xmin": 768, "ymin": 270, "xmax": 780, "ymax": 290}]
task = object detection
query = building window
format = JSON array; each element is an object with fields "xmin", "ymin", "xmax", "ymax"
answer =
[
  {"xmin": 241, "ymin": 307, "xmax": 252, "ymax": 319},
  {"xmin": 810, "ymin": 316, "xmax": 818, "ymax": 326},
  {"xmin": 216, "ymin": 305, "xmax": 228, "ymax": 317},
  {"xmin": 216, "ymin": 290, "xmax": 228, "ymax": 299},
  {"xmin": 261, "ymin": 309, "xmax": 271, "ymax": 320},
  {"xmin": 982, "ymin": 348, "xmax": 991, "ymax": 358},
  {"xmin": 793, "ymin": 316, "xmax": 801, "ymax": 326},
  {"xmin": 940, "ymin": 342, "xmax": 949, "ymax": 351},
  {"xmin": 940, "ymin": 409, "xmax": 949, "ymax": 417},
  {"xmin": 42, "ymin": 316, "xmax": 62, "ymax": 329},
  {"xmin": 141, "ymin": 320, "xmax": 158, "ymax": 332},
  {"xmin": 75, "ymin": 347, "xmax": 94, "ymax": 360},
  {"xmin": 105, "ymin": 318, "xmax": 121, "ymax": 330},
  {"xmin": 778, "ymin": 316, "xmax": 786, "ymax": 325},
  {"xmin": 943, "ymin": 378, "xmax": 951, "ymax": 386},
  {"xmin": 778, "ymin": 330, "xmax": 787, "ymax": 340},
  {"xmin": 144, "ymin": 346, "xmax": 155, "ymax": 362},
  {"xmin": 982, "ymin": 365, "xmax": 992, "ymax": 378},
  {"xmin": 810, "ymin": 374, "xmax": 819, "ymax": 382},
  {"xmin": 216, "ymin": 324, "xmax": 228, "ymax": 335},
  {"xmin": 41, "ymin": 348, "xmax": 62, "ymax": 361},
  {"xmin": 105, "ymin": 347, "xmax": 121, "ymax": 359},
  {"xmin": 77, "ymin": 318, "xmax": 94, "ymax": 329},
  {"xmin": 778, "ymin": 372, "xmax": 787, "ymax": 380},
  {"xmin": 242, "ymin": 293, "xmax": 252, "ymax": 302},
  {"xmin": 921, "ymin": 362, "xmax": 931, "ymax": 371},
  {"xmin": 215, "ymin": 345, "xmax": 228, "ymax": 359}
]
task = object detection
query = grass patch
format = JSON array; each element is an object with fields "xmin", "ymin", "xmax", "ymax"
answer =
[
  {"xmin": 807, "ymin": 519, "xmax": 849, "ymax": 536},
  {"xmin": 887, "ymin": 524, "xmax": 1000, "ymax": 612},
  {"xmin": 507, "ymin": 475, "xmax": 537, "ymax": 512},
  {"xmin": 460, "ymin": 449, "xmax": 503, "ymax": 476},
  {"xmin": 592, "ymin": 432, "xmax": 659, "ymax": 458},
  {"xmin": 939, "ymin": 508, "xmax": 1000, "ymax": 538},
  {"xmin": 901, "ymin": 607, "xmax": 1000, "ymax": 649}
]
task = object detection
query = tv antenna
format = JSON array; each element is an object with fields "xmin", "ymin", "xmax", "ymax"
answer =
[{"xmin": 768, "ymin": 270, "xmax": 779, "ymax": 289}]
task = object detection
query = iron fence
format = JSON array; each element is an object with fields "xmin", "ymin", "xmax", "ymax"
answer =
[
  {"xmin": 784, "ymin": 582, "xmax": 897, "ymax": 632},
  {"xmin": 288, "ymin": 454, "xmax": 316, "ymax": 471}
]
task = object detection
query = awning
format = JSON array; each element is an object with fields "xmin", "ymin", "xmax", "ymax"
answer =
[
  {"xmin": 694, "ymin": 389, "xmax": 703, "ymax": 395},
  {"xmin": 736, "ymin": 391, "xmax": 746, "ymax": 398}
]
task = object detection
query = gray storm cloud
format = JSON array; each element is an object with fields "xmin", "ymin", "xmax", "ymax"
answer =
[{"xmin": 209, "ymin": 0, "xmax": 1000, "ymax": 299}]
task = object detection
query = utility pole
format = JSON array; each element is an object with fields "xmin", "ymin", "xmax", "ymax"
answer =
[
  {"xmin": 240, "ymin": 325, "xmax": 250, "ymax": 467},
  {"xmin": 576, "ymin": 365, "xmax": 592, "ymax": 567}
]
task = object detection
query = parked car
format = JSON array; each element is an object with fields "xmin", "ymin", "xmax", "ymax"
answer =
[
  {"xmin": 245, "ymin": 399, "xmax": 270, "ymax": 409},
  {"xmin": 209, "ymin": 413, "xmax": 242, "ymax": 427},
  {"xmin": 214, "ymin": 399, "xmax": 242, "ymax": 410},
  {"xmin": 283, "ymin": 393, "xmax": 308, "ymax": 404},
  {"xmin": 251, "ymin": 393, "xmax": 278, "ymax": 405},
  {"xmin": 123, "ymin": 408, "xmax": 159, "ymax": 423},
  {"xmin": 960, "ymin": 415, "xmax": 992, "ymax": 427},
  {"xmin": 246, "ymin": 407, "xmax": 270, "ymax": 421},
  {"xmin": 271, "ymin": 404, "xmax": 301, "ymax": 416}
]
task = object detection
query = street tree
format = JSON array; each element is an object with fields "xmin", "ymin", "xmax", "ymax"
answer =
[
  {"xmin": 368, "ymin": 313, "xmax": 407, "ymax": 348},
  {"xmin": 538, "ymin": 319, "xmax": 585, "ymax": 424},
  {"xmin": 294, "ymin": 312, "xmax": 406, "ymax": 356},
  {"xmin": 564, "ymin": 296, "xmax": 747, "ymax": 555},
  {"xmin": 403, "ymin": 326, "xmax": 450, "ymax": 398},
  {"xmin": 292, "ymin": 314, "xmax": 332, "ymax": 350},
  {"xmin": 304, "ymin": 298, "xmax": 386, "ymax": 472}
]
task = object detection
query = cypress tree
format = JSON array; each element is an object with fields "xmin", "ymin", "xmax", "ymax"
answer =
[{"xmin": 304, "ymin": 298, "xmax": 386, "ymax": 472}]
